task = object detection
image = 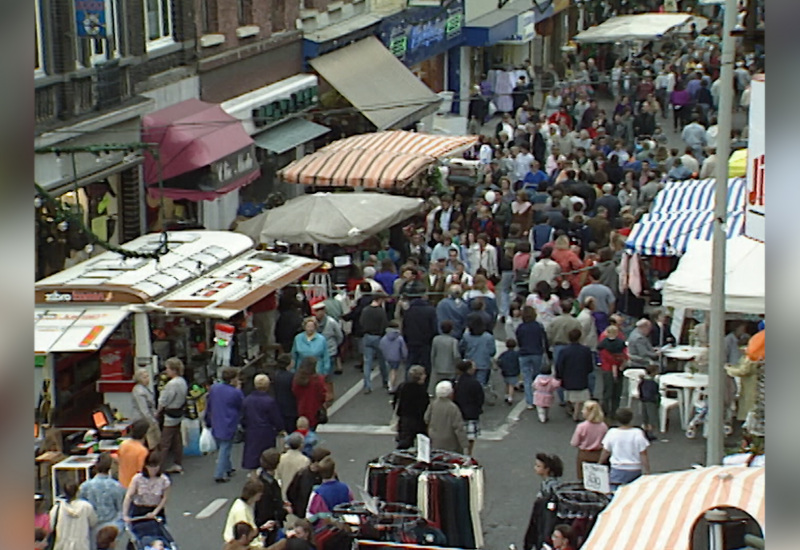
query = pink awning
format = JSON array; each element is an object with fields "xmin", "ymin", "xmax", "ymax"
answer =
[
  {"xmin": 142, "ymin": 99, "xmax": 255, "ymax": 185},
  {"xmin": 146, "ymin": 169, "xmax": 261, "ymax": 202}
]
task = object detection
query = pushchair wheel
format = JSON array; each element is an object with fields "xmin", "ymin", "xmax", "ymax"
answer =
[{"xmin": 685, "ymin": 428, "xmax": 696, "ymax": 439}]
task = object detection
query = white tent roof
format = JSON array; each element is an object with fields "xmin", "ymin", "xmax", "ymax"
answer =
[
  {"xmin": 662, "ymin": 235, "xmax": 765, "ymax": 314},
  {"xmin": 573, "ymin": 13, "xmax": 707, "ymax": 43}
]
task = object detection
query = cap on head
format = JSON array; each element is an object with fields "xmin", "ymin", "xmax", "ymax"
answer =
[{"xmin": 310, "ymin": 296, "xmax": 326, "ymax": 310}]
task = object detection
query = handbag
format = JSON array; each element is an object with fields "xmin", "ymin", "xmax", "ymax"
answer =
[
  {"xmin": 316, "ymin": 406, "xmax": 329, "ymax": 425},
  {"xmin": 47, "ymin": 502, "xmax": 60, "ymax": 547}
]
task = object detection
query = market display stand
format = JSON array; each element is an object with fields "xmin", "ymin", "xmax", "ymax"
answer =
[{"xmin": 51, "ymin": 455, "xmax": 98, "ymax": 502}]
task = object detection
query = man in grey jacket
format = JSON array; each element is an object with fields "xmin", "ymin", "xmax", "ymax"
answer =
[
  {"xmin": 627, "ymin": 319, "xmax": 660, "ymax": 369},
  {"xmin": 157, "ymin": 357, "xmax": 188, "ymax": 473}
]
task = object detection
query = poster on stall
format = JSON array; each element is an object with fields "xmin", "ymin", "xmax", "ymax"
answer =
[
  {"xmin": 583, "ymin": 463, "xmax": 610, "ymax": 494},
  {"xmin": 745, "ymin": 74, "xmax": 765, "ymax": 242}
]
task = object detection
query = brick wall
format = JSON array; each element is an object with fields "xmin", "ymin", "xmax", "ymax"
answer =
[{"xmin": 197, "ymin": 0, "xmax": 300, "ymax": 46}]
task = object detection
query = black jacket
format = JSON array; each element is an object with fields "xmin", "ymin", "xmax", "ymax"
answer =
[
  {"xmin": 275, "ymin": 308, "xmax": 303, "ymax": 352},
  {"xmin": 343, "ymin": 295, "xmax": 373, "ymax": 337},
  {"xmin": 286, "ymin": 466, "xmax": 321, "ymax": 517},
  {"xmin": 272, "ymin": 369, "xmax": 297, "ymax": 418},
  {"xmin": 454, "ymin": 373, "xmax": 485, "ymax": 421},
  {"xmin": 402, "ymin": 299, "xmax": 438, "ymax": 346},
  {"xmin": 554, "ymin": 343, "xmax": 594, "ymax": 391},
  {"xmin": 254, "ymin": 470, "xmax": 287, "ymax": 543}
]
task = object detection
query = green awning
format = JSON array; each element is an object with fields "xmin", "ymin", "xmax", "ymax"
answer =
[{"xmin": 254, "ymin": 119, "xmax": 331, "ymax": 154}]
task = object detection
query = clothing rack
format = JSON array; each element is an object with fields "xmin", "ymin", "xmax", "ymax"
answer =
[
  {"xmin": 332, "ymin": 501, "xmax": 422, "ymax": 542},
  {"xmin": 365, "ymin": 451, "xmax": 484, "ymax": 549}
]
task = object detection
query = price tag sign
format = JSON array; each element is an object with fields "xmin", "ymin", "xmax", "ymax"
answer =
[
  {"xmin": 416, "ymin": 434, "xmax": 431, "ymax": 464},
  {"xmin": 583, "ymin": 463, "xmax": 610, "ymax": 494}
]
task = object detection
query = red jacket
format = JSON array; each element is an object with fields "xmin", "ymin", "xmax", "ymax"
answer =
[{"xmin": 292, "ymin": 374, "xmax": 327, "ymax": 429}]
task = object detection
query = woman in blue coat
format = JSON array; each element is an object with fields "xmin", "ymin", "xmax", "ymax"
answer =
[
  {"xmin": 241, "ymin": 374, "xmax": 285, "ymax": 470},
  {"xmin": 291, "ymin": 317, "xmax": 331, "ymax": 376}
]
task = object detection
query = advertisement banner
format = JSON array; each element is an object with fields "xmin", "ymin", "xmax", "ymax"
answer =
[
  {"xmin": 75, "ymin": 0, "xmax": 108, "ymax": 38},
  {"xmin": 744, "ymin": 75, "xmax": 764, "ymax": 242}
]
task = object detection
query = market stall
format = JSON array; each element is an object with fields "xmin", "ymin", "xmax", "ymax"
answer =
[
  {"xmin": 572, "ymin": 13, "xmax": 707, "ymax": 43},
  {"xmin": 35, "ymin": 231, "xmax": 320, "ymax": 427},
  {"xmin": 582, "ymin": 466, "xmax": 764, "ymax": 550},
  {"xmin": 662, "ymin": 235, "xmax": 765, "ymax": 315},
  {"xmin": 279, "ymin": 131, "xmax": 478, "ymax": 189},
  {"xmin": 240, "ymin": 192, "xmax": 425, "ymax": 246}
]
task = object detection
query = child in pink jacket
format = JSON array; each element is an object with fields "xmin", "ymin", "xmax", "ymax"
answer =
[{"xmin": 533, "ymin": 363, "xmax": 562, "ymax": 423}]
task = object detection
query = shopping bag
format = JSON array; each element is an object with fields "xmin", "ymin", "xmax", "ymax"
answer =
[{"xmin": 199, "ymin": 426, "xmax": 217, "ymax": 454}]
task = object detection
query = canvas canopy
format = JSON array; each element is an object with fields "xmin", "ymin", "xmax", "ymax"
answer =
[
  {"xmin": 583, "ymin": 466, "xmax": 764, "ymax": 550},
  {"xmin": 573, "ymin": 13, "xmax": 707, "ymax": 43},
  {"xmin": 662, "ymin": 235, "xmax": 765, "ymax": 314}
]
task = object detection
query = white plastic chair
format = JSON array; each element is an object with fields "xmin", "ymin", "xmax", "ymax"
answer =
[
  {"xmin": 658, "ymin": 377, "xmax": 683, "ymax": 433},
  {"xmin": 624, "ymin": 369, "xmax": 647, "ymax": 408}
]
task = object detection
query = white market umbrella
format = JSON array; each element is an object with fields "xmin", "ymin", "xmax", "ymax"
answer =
[{"xmin": 255, "ymin": 192, "xmax": 424, "ymax": 245}]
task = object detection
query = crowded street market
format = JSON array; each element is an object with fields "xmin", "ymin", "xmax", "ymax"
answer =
[{"xmin": 33, "ymin": 1, "xmax": 765, "ymax": 549}]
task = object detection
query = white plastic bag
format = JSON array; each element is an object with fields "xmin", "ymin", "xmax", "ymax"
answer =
[{"xmin": 199, "ymin": 426, "xmax": 217, "ymax": 454}]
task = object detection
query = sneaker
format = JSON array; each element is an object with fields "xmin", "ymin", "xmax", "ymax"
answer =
[
  {"xmin": 215, "ymin": 477, "xmax": 230, "ymax": 483},
  {"xmin": 165, "ymin": 465, "xmax": 183, "ymax": 474},
  {"xmin": 526, "ymin": 405, "xmax": 536, "ymax": 410},
  {"xmin": 227, "ymin": 469, "xmax": 237, "ymax": 477},
  {"xmin": 363, "ymin": 388, "xmax": 372, "ymax": 395}
]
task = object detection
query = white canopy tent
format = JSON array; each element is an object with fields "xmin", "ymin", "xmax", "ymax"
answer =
[
  {"xmin": 662, "ymin": 235, "xmax": 765, "ymax": 315},
  {"xmin": 573, "ymin": 13, "xmax": 707, "ymax": 43}
]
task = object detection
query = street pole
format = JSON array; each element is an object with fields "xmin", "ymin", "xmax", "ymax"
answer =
[{"xmin": 706, "ymin": 0, "xmax": 738, "ymax": 465}]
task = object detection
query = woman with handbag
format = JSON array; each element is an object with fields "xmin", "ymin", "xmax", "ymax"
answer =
[
  {"xmin": 291, "ymin": 357, "xmax": 328, "ymax": 430},
  {"xmin": 49, "ymin": 481, "xmax": 98, "ymax": 550}
]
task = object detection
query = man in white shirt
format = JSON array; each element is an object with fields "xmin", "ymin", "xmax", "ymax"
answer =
[
  {"xmin": 514, "ymin": 145, "xmax": 535, "ymax": 184},
  {"xmin": 599, "ymin": 407, "xmax": 650, "ymax": 491},
  {"xmin": 699, "ymin": 147, "xmax": 717, "ymax": 179},
  {"xmin": 680, "ymin": 147, "xmax": 700, "ymax": 175}
]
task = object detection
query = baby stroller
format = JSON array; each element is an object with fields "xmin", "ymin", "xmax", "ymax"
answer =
[
  {"xmin": 685, "ymin": 389, "xmax": 734, "ymax": 439},
  {"xmin": 126, "ymin": 517, "xmax": 177, "ymax": 550}
]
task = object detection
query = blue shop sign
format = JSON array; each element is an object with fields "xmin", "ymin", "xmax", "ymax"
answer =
[
  {"xmin": 75, "ymin": 0, "xmax": 107, "ymax": 38},
  {"xmin": 380, "ymin": 0, "xmax": 465, "ymax": 67}
]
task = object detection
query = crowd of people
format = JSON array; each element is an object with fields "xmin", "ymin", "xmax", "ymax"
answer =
[{"xmin": 36, "ymin": 14, "xmax": 765, "ymax": 550}]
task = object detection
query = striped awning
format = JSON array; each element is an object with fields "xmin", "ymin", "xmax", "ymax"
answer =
[
  {"xmin": 279, "ymin": 131, "xmax": 478, "ymax": 188},
  {"xmin": 625, "ymin": 210, "xmax": 743, "ymax": 256},
  {"xmin": 651, "ymin": 177, "xmax": 747, "ymax": 213},
  {"xmin": 582, "ymin": 466, "xmax": 764, "ymax": 550}
]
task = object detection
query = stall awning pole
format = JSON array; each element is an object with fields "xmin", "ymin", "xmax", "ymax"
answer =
[{"xmin": 707, "ymin": 0, "xmax": 738, "ymax": 466}]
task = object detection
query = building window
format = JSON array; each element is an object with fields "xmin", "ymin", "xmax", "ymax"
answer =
[
  {"xmin": 271, "ymin": 0, "xmax": 285, "ymax": 31},
  {"xmin": 35, "ymin": 0, "xmax": 45, "ymax": 76},
  {"xmin": 238, "ymin": 0, "xmax": 253, "ymax": 26},
  {"xmin": 202, "ymin": 0, "xmax": 218, "ymax": 33},
  {"xmin": 74, "ymin": 0, "xmax": 121, "ymax": 68},
  {"xmin": 144, "ymin": 0, "xmax": 174, "ymax": 49}
]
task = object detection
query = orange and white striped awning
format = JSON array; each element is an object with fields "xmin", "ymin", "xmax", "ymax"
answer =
[
  {"xmin": 582, "ymin": 466, "xmax": 764, "ymax": 550},
  {"xmin": 279, "ymin": 131, "xmax": 478, "ymax": 188}
]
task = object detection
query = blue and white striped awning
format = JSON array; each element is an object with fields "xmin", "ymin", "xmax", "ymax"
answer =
[
  {"xmin": 651, "ymin": 177, "xmax": 747, "ymax": 214},
  {"xmin": 625, "ymin": 211, "xmax": 744, "ymax": 256}
]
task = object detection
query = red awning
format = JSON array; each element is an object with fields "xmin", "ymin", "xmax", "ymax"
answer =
[
  {"xmin": 142, "ymin": 99, "xmax": 256, "ymax": 185},
  {"xmin": 145, "ymin": 169, "xmax": 261, "ymax": 202}
]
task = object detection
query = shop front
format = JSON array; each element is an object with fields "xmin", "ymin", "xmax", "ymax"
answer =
[
  {"xmin": 378, "ymin": 0, "xmax": 465, "ymax": 103},
  {"xmin": 221, "ymin": 74, "xmax": 331, "ymax": 205},
  {"xmin": 34, "ymin": 99, "xmax": 154, "ymax": 280},
  {"xmin": 142, "ymin": 99, "xmax": 261, "ymax": 232},
  {"xmin": 35, "ymin": 231, "xmax": 321, "ymax": 427}
]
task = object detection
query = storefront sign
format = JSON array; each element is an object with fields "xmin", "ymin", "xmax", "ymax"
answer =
[
  {"xmin": 75, "ymin": 0, "xmax": 107, "ymax": 38},
  {"xmin": 251, "ymin": 84, "xmax": 319, "ymax": 128},
  {"xmin": 44, "ymin": 290, "xmax": 112, "ymax": 303},
  {"xmin": 207, "ymin": 145, "xmax": 258, "ymax": 190},
  {"xmin": 745, "ymin": 75, "xmax": 764, "ymax": 242},
  {"xmin": 499, "ymin": 10, "xmax": 536, "ymax": 44},
  {"xmin": 381, "ymin": 1, "xmax": 465, "ymax": 67}
]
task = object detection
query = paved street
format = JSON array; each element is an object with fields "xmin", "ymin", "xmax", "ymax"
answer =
[{"xmin": 162, "ymin": 348, "xmax": 713, "ymax": 549}]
